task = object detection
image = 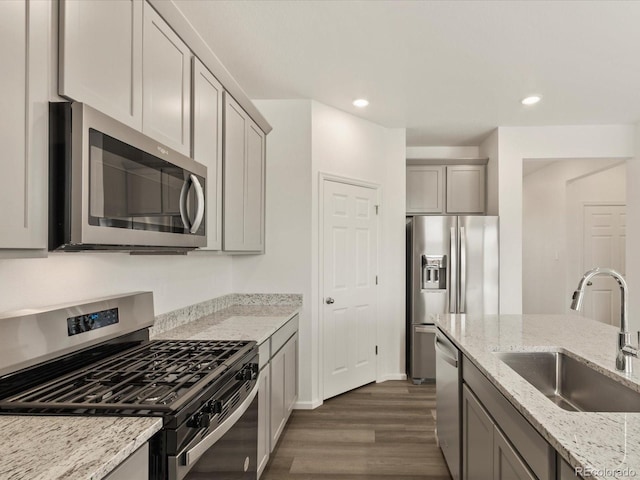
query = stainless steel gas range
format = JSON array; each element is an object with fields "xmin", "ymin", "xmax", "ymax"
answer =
[{"xmin": 0, "ymin": 292, "xmax": 259, "ymax": 480}]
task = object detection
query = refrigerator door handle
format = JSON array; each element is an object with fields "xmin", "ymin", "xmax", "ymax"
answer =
[
  {"xmin": 460, "ymin": 226, "xmax": 467, "ymax": 313},
  {"xmin": 449, "ymin": 227, "xmax": 457, "ymax": 313}
]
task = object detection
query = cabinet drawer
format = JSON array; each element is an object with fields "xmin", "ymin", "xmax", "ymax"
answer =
[
  {"xmin": 463, "ymin": 356, "xmax": 554, "ymax": 480},
  {"xmin": 258, "ymin": 340, "xmax": 270, "ymax": 371},
  {"xmin": 271, "ymin": 314, "xmax": 299, "ymax": 355}
]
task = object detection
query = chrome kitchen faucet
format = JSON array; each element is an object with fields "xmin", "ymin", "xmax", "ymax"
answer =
[{"xmin": 570, "ymin": 267, "xmax": 639, "ymax": 374}]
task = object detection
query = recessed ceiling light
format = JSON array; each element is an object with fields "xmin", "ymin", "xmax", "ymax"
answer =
[
  {"xmin": 353, "ymin": 98, "xmax": 369, "ymax": 108},
  {"xmin": 521, "ymin": 95, "xmax": 542, "ymax": 106}
]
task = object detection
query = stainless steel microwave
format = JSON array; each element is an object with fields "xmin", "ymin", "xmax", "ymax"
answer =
[{"xmin": 49, "ymin": 102, "xmax": 207, "ymax": 252}]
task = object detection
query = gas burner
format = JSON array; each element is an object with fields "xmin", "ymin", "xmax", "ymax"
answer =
[
  {"xmin": 84, "ymin": 389, "xmax": 113, "ymax": 402},
  {"xmin": 137, "ymin": 384, "xmax": 178, "ymax": 405}
]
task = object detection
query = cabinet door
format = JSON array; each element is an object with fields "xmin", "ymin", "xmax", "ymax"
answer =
[
  {"xmin": 284, "ymin": 333, "xmax": 298, "ymax": 415},
  {"xmin": 406, "ymin": 165, "xmax": 444, "ymax": 213},
  {"xmin": 269, "ymin": 346, "xmax": 286, "ymax": 450},
  {"xmin": 59, "ymin": 0, "xmax": 142, "ymax": 129},
  {"xmin": 0, "ymin": 0, "xmax": 49, "ymax": 250},
  {"xmin": 462, "ymin": 385, "xmax": 494, "ymax": 480},
  {"xmin": 143, "ymin": 2, "xmax": 191, "ymax": 155},
  {"xmin": 446, "ymin": 165, "xmax": 486, "ymax": 214},
  {"xmin": 257, "ymin": 366, "xmax": 271, "ymax": 478},
  {"xmin": 192, "ymin": 58, "xmax": 223, "ymax": 250},
  {"xmin": 244, "ymin": 120, "xmax": 266, "ymax": 252},
  {"xmin": 494, "ymin": 428, "xmax": 537, "ymax": 480},
  {"xmin": 223, "ymin": 93, "xmax": 266, "ymax": 252},
  {"xmin": 104, "ymin": 443, "xmax": 148, "ymax": 480},
  {"xmin": 559, "ymin": 457, "xmax": 584, "ymax": 480}
]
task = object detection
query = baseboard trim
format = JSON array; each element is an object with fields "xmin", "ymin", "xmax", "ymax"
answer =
[
  {"xmin": 293, "ymin": 399, "xmax": 323, "ymax": 410},
  {"xmin": 378, "ymin": 373, "xmax": 407, "ymax": 382}
]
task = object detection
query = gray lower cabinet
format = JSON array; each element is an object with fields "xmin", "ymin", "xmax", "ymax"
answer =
[
  {"xmin": 462, "ymin": 385, "xmax": 494, "ymax": 480},
  {"xmin": 558, "ymin": 458, "xmax": 584, "ymax": 480},
  {"xmin": 104, "ymin": 443, "xmax": 148, "ymax": 480},
  {"xmin": 223, "ymin": 92, "xmax": 266, "ymax": 252},
  {"xmin": 257, "ymin": 315, "xmax": 299, "ymax": 478},
  {"xmin": 494, "ymin": 427, "xmax": 537, "ymax": 480},
  {"xmin": 462, "ymin": 356, "xmax": 556, "ymax": 480},
  {"xmin": 0, "ymin": 0, "xmax": 49, "ymax": 251},
  {"xmin": 463, "ymin": 384, "xmax": 536, "ymax": 480}
]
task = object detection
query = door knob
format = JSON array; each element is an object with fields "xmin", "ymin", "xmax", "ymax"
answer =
[{"xmin": 325, "ymin": 297, "xmax": 335, "ymax": 304}]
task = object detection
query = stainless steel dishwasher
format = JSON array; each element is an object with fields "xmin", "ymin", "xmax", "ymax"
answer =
[{"xmin": 435, "ymin": 328, "xmax": 461, "ymax": 480}]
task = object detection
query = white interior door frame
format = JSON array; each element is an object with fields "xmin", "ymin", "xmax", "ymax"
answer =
[{"xmin": 318, "ymin": 172, "xmax": 381, "ymax": 403}]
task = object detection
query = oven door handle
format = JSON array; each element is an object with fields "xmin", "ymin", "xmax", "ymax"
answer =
[{"xmin": 173, "ymin": 378, "xmax": 259, "ymax": 480}]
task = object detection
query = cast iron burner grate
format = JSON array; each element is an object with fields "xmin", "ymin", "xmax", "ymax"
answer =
[{"xmin": 0, "ymin": 340, "xmax": 254, "ymax": 413}]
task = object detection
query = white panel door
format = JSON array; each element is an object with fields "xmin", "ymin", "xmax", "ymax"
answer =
[
  {"xmin": 322, "ymin": 180, "xmax": 378, "ymax": 400},
  {"xmin": 0, "ymin": 0, "xmax": 49, "ymax": 250},
  {"xmin": 59, "ymin": 0, "xmax": 143, "ymax": 129},
  {"xmin": 142, "ymin": 2, "xmax": 191, "ymax": 155},
  {"xmin": 582, "ymin": 204, "xmax": 626, "ymax": 327}
]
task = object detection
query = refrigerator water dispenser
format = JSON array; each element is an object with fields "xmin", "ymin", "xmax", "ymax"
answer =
[{"xmin": 421, "ymin": 255, "xmax": 446, "ymax": 290}]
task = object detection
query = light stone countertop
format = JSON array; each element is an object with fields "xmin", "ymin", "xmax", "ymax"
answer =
[
  {"xmin": 0, "ymin": 415, "xmax": 161, "ymax": 480},
  {"xmin": 434, "ymin": 313, "xmax": 640, "ymax": 480},
  {"xmin": 0, "ymin": 299, "xmax": 299, "ymax": 480},
  {"xmin": 151, "ymin": 304, "xmax": 300, "ymax": 344}
]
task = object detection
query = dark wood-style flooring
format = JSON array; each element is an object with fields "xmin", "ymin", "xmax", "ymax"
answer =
[{"xmin": 262, "ymin": 380, "xmax": 452, "ymax": 479}]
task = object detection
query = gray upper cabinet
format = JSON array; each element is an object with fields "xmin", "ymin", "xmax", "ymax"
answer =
[
  {"xmin": 406, "ymin": 165, "xmax": 444, "ymax": 214},
  {"xmin": 223, "ymin": 93, "xmax": 266, "ymax": 252},
  {"xmin": 446, "ymin": 165, "xmax": 486, "ymax": 214},
  {"xmin": 192, "ymin": 58, "xmax": 223, "ymax": 250},
  {"xmin": 59, "ymin": 0, "xmax": 143, "ymax": 130},
  {"xmin": 142, "ymin": 2, "xmax": 191, "ymax": 156},
  {"xmin": 0, "ymin": 0, "xmax": 49, "ymax": 251}
]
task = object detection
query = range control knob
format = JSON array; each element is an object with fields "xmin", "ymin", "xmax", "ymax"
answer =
[
  {"xmin": 187, "ymin": 412, "xmax": 211, "ymax": 429},
  {"xmin": 236, "ymin": 368, "xmax": 253, "ymax": 381},
  {"xmin": 204, "ymin": 400, "xmax": 223, "ymax": 415}
]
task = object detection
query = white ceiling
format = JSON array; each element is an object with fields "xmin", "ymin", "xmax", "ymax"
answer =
[{"xmin": 174, "ymin": 0, "xmax": 640, "ymax": 146}]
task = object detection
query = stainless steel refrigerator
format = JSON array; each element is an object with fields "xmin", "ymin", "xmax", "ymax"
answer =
[{"xmin": 406, "ymin": 215, "xmax": 499, "ymax": 382}]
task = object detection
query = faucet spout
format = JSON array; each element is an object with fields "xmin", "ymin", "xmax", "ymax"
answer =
[{"xmin": 570, "ymin": 267, "xmax": 633, "ymax": 373}]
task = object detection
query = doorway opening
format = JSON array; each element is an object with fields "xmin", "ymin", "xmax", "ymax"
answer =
[{"xmin": 522, "ymin": 159, "xmax": 626, "ymax": 326}]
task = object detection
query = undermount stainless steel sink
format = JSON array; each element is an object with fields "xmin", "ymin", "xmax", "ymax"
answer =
[{"xmin": 494, "ymin": 351, "xmax": 640, "ymax": 412}]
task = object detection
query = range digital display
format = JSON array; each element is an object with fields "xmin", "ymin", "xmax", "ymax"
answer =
[{"xmin": 67, "ymin": 308, "xmax": 119, "ymax": 336}]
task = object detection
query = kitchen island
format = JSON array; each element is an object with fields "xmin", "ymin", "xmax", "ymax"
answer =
[{"xmin": 435, "ymin": 313, "xmax": 640, "ymax": 480}]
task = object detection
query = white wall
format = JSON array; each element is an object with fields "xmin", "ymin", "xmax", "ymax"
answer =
[
  {"xmin": 232, "ymin": 99, "xmax": 314, "ymax": 404},
  {"xmin": 627, "ymin": 123, "xmax": 640, "ymax": 331},
  {"xmin": 311, "ymin": 101, "xmax": 407, "ymax": 396},
  {"xmin": 233, "ymin": 100, "xmax": 405, "ymax": 408},
  {"xmin": 497, "ymin": 125, "xmax": 636, "ymax": 313},
  {"xmin": 0, "ymin": 253, "xmax": 232, "ymax": 315},
  {"xmin": 522, "ymin": 159, "xmax": 625, "ymax": 314},
  {"xmin": 480, "ymin": 130, "xmax": 499, "ymax": 215},
  {"xmin": 406, "ymin": 146, "xmax": 479, "ymax": 159}
]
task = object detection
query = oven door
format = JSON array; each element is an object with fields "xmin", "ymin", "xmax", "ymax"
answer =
[{"xmin": 169, "ymin": 377, "xmax": 259, "ymax": 480}]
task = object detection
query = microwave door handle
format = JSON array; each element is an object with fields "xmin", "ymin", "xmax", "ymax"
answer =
[
  {"xmin": 189, "ymin": 174, "xmax": 205, "ymax": 234},
  {"xmin": 460, "ymin": 226, "xmax": 467, "ymax": 314},
  {"xmin": 179, "ymin": 176, "xmax": 192, "ymax": 231}
]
